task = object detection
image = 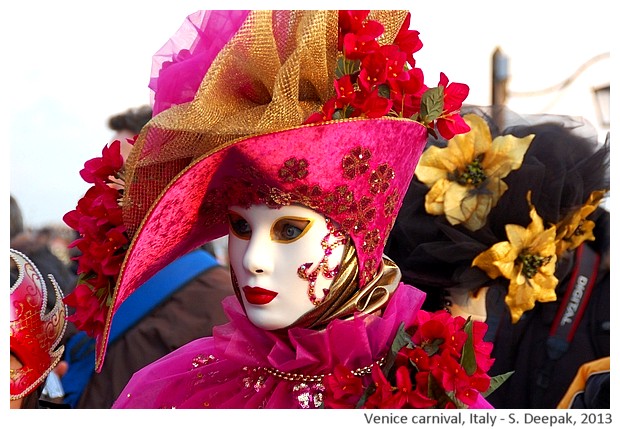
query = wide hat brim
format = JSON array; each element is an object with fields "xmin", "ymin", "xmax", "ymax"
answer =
[{"xmin": 95, "ymin": 117, "xmax": 426, "ymax": 370}]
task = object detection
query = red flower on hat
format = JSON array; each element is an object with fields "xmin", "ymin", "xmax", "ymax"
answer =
[
  {"xmin": 63, "ymin": 139, "xmax": 132, "ymax": 339},
  {"xmin": 340, "ymin": 11, "xmax": 383, "ymax": 59},
  {"xmin": 393, "ymin": 12, "xmax": 423, "ymax": 64},
  {"xmin": 434, "ymin": 72, "xmax": 471, "ymax": 140},
  {"xmin": 306, "ymin": 11, "xmax": 470, "ymax": 141},
  {"xmin": 80, "ymin": 142, "xmax": 124, "ymax": 184}
]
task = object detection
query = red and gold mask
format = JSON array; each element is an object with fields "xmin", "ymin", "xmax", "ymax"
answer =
[{"xmin": 10, "ymin": 250, "xmax": 67, "ymax": 400}]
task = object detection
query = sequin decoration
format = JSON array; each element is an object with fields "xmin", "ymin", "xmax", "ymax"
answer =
[
  {"xmin": 363, "ymin": 258, "xmax": 379, "ymax": 284},
  {"xmin": 342, "ymin": 146, "xmax": 372, "ymax": 179},
  {"xmin": 279, "ymin": 157, "xmax": 309, "ymax": 182},
  {"xmin": 243, "ymin": 367, "xmax": 267, "ymax": 392},
  {"xmin": 362, "ymin": 229, "xmax": 381, "ymax": 253},
  {"xmin": 191, "ymin": 354, "xmax": 216, "ymax": 368},
  {"xmin": 297, "ymin": 218, "xmax": 347, "ymax": 306},
  {"xmin": 369, "ymin": 163, "xmax": 395, "ymax": 194},
  {"xmin": 384, "ymin": 190, "xmax": 399, "ymax": 216},
  {"xmin": 201, "ymin": 147, "xmax": 398, "ymax": 289},
  {"xmin": 293, "ymin": 382, "xmax": 325, "ymax": 408}
]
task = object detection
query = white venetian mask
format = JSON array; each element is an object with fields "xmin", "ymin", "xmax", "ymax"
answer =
[{"xmin": 227, "ymin": 204, "xmax": 346, "ymax": 330}]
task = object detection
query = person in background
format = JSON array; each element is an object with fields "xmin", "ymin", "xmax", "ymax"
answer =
[
  {"xmin": 10, "ymin": 195, "xmax": 23, "ymax": 241},
  {"xmin": 10, "ymin": 249, "xmax": 68, "ymax": 409},
  {"xmin": 60, "ymin": 105, "xmax": 235, "ymax": 408},
  {"xmin": 557, "ymin": 356, "xmax": 610, "ymax": 408},
  {"xmin": 385, "ymin": 106, "xmax": 610, "ymax": 408},
  {"xmin": 107, "ymin": 104, "xmax": 153, "ymax": 159},
  {"xmin": 10, "ymin": 195, "xmax": 77, "ymax": 308}
]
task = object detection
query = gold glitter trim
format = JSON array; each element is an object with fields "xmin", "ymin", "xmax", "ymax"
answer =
[{"xmin": 256, "ymin": 357, "xmax": 385, "ymax": 382}]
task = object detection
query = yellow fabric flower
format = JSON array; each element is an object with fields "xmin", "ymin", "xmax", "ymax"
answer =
[
  {"xmin": 472, "ymin": 194, "xmax": 558, "ymax": 323},
  {"xmin": 554, "ymin": 189, "xmax": 607, "ymax": 256},
  {"xmin": 415, "ymin": 114, "xmax": 534, "ymax": 231}
]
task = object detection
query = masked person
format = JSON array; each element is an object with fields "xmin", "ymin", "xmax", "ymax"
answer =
[
  {"xmin": 64, "ymin": 10, "xmax": 505, "ymax": 409},
  {"xmin": 10, "ymin": 249, "xmax": 67, "ymax": 409},
  {"xmin": 385, "ymin": 106, "xmax": 610, "ymax": 408}
]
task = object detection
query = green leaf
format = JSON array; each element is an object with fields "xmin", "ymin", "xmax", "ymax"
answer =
[
  {"xmin": 384, "ymin": 323, "xmax": 413, "ymax": 370},
  {"xmin": 444, "ymin": 389, "xmax": 467, "ymax": 409},
  {"xmin": 482, "ymin": 371, "xmax": 514, "ymax": 398},
  {"xmin": 336, "ymin": 57, "xmax": 360, "ymax": 79},
  {"xmin": 423, "ymin": 338, "xmax": 442, "ymax": 356},
  {"xmin": 420, "ymin": 86, "xmax": 444, "ymax": 123},
  {"xmin": 428, "ymin": 372, "xmax": 459, "ymax": 408},
  {"xmin": 343, "ymin": 105, "xmax": 355, "ymax": 117},
  {"xmin": 378, "ymin": 84, "xmax": 391, "ymax": 99},
  {"xmin": 355, "ymin": 383, "xmax": 377, "ymax": 409},
  {"xmin": 460, "ymin": 317, "xmax": 477, "ymax": 376},
  {"xmin": 332, "ymin": 109, "xmax": 344, "ymax": 120}
]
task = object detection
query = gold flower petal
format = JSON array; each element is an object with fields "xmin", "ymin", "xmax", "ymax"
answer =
[
  {"xmin": 424, "ymin": 178, "xmax": 451, "ymax": 216},
  {"xmin": 444, "ymin": 186, "xmax": 492, "ymax": 230},
  {"xmin": 442, "ymin": 178, "xmax": 509, "ymax": 232},
  {"xmin": 506, "ymin": 267, "xmax": 558, "ymax": 323},
  {"xmin": 555, "ymin": 189, "xmax": 607, "ymax": 255},
  {"xmin": 482, "ymin": 133, "xmax": 535, "ymax": 179},
  {"xmin": 416, "ymin": 114, "xmax": 535, "ymax": 232},
  {"xmin": 472, "ymin": 241, "xmax": 517, "ymax": 280},
  {"xmin": 530, "ymin": 227, "xmax": 558, "ymax": 257},
  {"xmin": 457, "ymin": 114, "xmax": 493, "ymax": 156},
  {"xmin": 415, "ymin": 146, "xmax": 459, "ymax": 185},
  {"xmin": 415, "ymin": 114, "xmax": 492, "ymax": 186},
  {"xmin": 442, "ymin": 181, "xmax": 474, "ymax": 225},
  {"xmin": 474, "ymin": 195, "xmax": 560, "ymax": 323},
  {"xmin": 504, "ymin": 224, "xmax": 530, "ymax": 251},
  {"xmin": 556, "ymin": 220, "xmax": 596, "ymax": 255}
]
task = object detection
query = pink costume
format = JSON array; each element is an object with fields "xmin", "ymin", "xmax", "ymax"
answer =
[{"xmin": 115, "ymin": 283, "xmax": 428, "ymax": 408}]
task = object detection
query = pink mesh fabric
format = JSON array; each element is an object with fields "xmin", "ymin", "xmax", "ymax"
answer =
[{"xmin": 149, "ymin": 10, "xmax": 250, "ymax": 115}]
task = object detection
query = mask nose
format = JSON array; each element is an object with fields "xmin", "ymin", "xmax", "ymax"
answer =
[{"xmin": 242, "ymin": 233, "xmax": 273, "ymax": 275}]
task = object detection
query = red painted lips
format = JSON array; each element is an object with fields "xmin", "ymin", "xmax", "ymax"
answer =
[{"xmin": 242, "ymin": 286, "xmax": 278, "ymax": 305}]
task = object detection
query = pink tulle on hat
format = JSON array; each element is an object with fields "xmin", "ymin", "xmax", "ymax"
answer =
[{"xmin": 149, "ymin": 10, "xmax": 250, "ymax": 115}]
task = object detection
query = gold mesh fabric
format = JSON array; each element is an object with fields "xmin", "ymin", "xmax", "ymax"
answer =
[{"xmin": 122, "ymin": 10, "xmax": 409, "ymax": 237}]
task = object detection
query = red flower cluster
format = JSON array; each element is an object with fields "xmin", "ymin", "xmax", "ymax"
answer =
[
  {"xmin": 63, "ymin": 139, "xmax": 131, "ymax": 339},
  {"xmin": 323, "ymin": 310, "xmax": 504, "ymax": 409},
  {"xmin": 305, "ymin": 10, "xmax": 470, "ymax": 140}
]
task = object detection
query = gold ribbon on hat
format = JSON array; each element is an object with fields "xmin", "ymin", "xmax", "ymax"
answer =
[{"xmin": 122, "ymin": 10, "xmax": 409, "ymax": 238}]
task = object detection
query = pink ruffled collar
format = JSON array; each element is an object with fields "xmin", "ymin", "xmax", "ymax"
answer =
[{"xmin": 212, "ymin": 283, "xmax": 426, "ymax": 376}]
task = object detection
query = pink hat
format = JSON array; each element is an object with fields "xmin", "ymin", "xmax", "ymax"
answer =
[{"xmin": 63, "ymin": 10, "xmax": 469, "ymax": 371}]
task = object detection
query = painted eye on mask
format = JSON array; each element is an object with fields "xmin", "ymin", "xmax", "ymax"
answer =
[
  {"xmin": 271, "ymin": 217, "xmax": 312, "ymax": 243},
  {"xmin": 228, "ymin": 211, "xmax": 252, "ymax": 239}
]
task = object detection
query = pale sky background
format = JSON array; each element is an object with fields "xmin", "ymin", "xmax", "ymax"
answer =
[{"xmin": 4, "ymin": 0, "xmax": 611, "ymax": 231}]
